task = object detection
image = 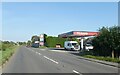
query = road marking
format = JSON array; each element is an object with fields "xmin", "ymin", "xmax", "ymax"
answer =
[
  {"xmin": 73, "ymin": 70, "xmax": 79, "ymax": 74},
  {"xmin": 43, "ymin": 56, "xmax": 59, "ymax": 64},
  {"xmin": 35, "ymin": 52, "xmax": 41, "ymax": 55},
  {"xmin": 38, "ymin": 53, "xmax": 41, "ymax": 55},
  {"xmin": 27, "ymin": 48, "xmax": 42, "ymax": 55},
  {"xmin": 40, "ymin": 49, "xmax": 46, "ymax": 51}
]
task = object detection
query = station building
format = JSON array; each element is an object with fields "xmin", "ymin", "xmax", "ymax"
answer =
[{"xmin": 58, "ymin": 31, "xmax": 99, "ymax": 50}]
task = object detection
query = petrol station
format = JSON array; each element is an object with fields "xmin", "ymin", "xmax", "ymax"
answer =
[{"xmin": 58, "ymin": 31, "xmax": 99, "ymax": 50}]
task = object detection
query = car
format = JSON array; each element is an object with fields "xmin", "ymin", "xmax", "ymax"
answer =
[
  {"xmin": 56, "ymin": 44, "xmax": 61, "ymax": 48},
  {"xmin": 85, "ymin": 44, "xmax": 93, "ymax": 51},
  {"xmin": 31, "ymin": 43, "xmax": 39, "ymax": 48}
]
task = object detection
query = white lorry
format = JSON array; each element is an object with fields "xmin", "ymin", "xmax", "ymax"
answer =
[{"xmin": 64, "ymin": 41, "xmax": 80, "ymax": 50}]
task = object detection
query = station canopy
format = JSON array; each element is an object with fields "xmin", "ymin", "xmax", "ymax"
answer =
[{"xmin": 58, "ymin": 31, "xmax": 99, "ymax": 38}]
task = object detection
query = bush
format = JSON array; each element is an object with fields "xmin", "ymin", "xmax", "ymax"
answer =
[
  {"xmin": 2, "ymin": 43, "xmax": 15, "ymax": 51},
  {"xmin": 92, "ymin": 26, "xmax": 120, "ymax": 58},
  {"xmin": 46, "ymin": 36, "xmax": 66, "ymax": 47}
]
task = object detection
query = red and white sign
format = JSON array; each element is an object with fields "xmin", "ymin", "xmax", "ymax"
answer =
[
  {"xmin": 73, "ymin": 32, "xmax": 99, "ymax": 36},
  {"xmin": 40, "ymin": 42, "xmax": 44, "ymax": 46},
  {"xmin": 40, "ymin": 34, "xmax": 44, "ymax": 38}
]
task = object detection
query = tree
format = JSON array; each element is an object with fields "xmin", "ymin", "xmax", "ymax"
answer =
[
  {"xmin": 109, "ymin": 26, "xmax": 120, "ymax": 58},
  {"xmin": 92, "ymin": 26, "xmax": 120, "ymax": 59},
  {"xmin": 17, "ymin": 41, "xmax": 26, "ymax": 45},
  {"xmin": 31, "ymin": 35, "xmax": 40, "ymax": 43},
  {"xmin": 44, "ymin": 34, "xmax": 47, "ymax": 46},
  {"xmin": 27, "ymin": 40, "xmax": 31, "ymax": 46}
]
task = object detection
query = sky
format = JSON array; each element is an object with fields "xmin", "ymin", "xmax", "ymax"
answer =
[{"xmin": 1, "ymin": 2, "xmax": 118, "ymax": 42}]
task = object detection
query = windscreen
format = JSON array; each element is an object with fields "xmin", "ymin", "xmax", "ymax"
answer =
[
  {"xmin": 72, "ymin": 43, "xmax": 78, "ymax": 46},
  {"xmin": 86, "ymin": 44, "xmax": 92, "ymax": 46}
]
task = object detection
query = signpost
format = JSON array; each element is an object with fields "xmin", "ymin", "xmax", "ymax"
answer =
[{"xmin": 40, "ymin": 34, "xmax": 44, "ymax": 46}]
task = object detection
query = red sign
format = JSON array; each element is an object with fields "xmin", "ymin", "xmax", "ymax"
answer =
[
  {"xmin": 40, "ymin": 42, "xmax": 44, "ymax": 46},
  {"xmin": 40, "ymin": 34, "xmax": 44, "ymax": 38},
  {"xmin": 73, "ymin": 32, "xmax": 99, "ymax": 36}
]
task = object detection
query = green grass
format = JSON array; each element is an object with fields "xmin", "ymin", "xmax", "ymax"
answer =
[
  {"xmin": 39, "ymin": 46, "xmax": 48, "ymax": 49},
  {"xmin": 0, "ymin": 51, "xmax": 2, "ymax": 65},
  {"xmin": 0, "ymin": 45, "xmax": 19, "ymax": 66},
  {"xmin": 82, "ymin": 55, "xmax": 120, "ymax": 63}
]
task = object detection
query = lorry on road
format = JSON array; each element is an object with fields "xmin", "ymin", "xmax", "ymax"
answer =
[
  {"xmin": 31, "ymin": 41, "xmax": 39, "ymax": 48},
  {"xmin": 64, "ymin": 41, "xmax": 80, "ymax": 50}
]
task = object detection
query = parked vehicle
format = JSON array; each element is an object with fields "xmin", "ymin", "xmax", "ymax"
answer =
[
  {"xmin": 31, "ymin": 41, "xmax": 39, "ymax": 48},
  {"xmin": 31, "ymin": 43, "xmax": 39, "ymax": 48},
  {"xmin": 56, "ymin": 44, "xmax": 61, "ymax": 48},
  {"xmin": 85, "ymin": 44, "xmax": 93, "ymax": 51},
  {"xmin": 64, "ymin": 41, "xmax": 80, "ymax": 50}
]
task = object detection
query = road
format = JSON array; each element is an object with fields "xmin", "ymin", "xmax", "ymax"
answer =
[{"xmin": 2, "ymin": 46, "xmax": 118, "ymax": 74}]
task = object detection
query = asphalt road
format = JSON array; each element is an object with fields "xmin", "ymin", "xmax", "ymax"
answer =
[{"xmin": 2, "ymin": 46, "xmax": 118, "ymax": 74}]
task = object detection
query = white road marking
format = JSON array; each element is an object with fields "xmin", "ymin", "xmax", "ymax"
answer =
[
  {"xmin": 35, "ymin": 52, "xmax": 41, "ymax": 55},
  {"xmin": 40, "ymin": 49, "xmax": 46, "ymax": 51},
  {"xmin": 43, "ymin": 56, "xmax": 59, "ymax": 64},
  {"xmin": 73, "ymin": 70, "xmax": 80, "ymax": 74},
  {"xmin": 27, "ymin": 48, "xmax": 42, "ymax": 55},
  {"xmin": 38, "ymin": 53, "xmax": 41, "ymax": 55}
]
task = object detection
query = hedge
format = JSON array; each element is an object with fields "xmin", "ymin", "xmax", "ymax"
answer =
[{"xmin": 45, "ymin": 37, "xmax": 66, "ymax": 47}]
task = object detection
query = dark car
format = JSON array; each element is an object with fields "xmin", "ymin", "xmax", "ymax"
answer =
[{"xmin": 31, "ymin": 43, "xmax": 39, "ymax": 48}]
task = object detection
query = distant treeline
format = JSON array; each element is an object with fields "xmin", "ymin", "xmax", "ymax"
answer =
[
  {"xmin": 0, "ymin": 41, "xmax": 16, "ymax": 51},
  {"xmin": 0, "ymin": 41, "xmax": 26, "ymax": 51}
]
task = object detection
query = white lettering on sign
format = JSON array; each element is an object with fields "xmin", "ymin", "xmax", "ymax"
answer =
[
  {"xmin": 76, "ymin": 32, "xmax": 88, "ymax": 35},
  {"xmin": 73, "ymin": 32, "xmax": 99, "ymax": 36}
]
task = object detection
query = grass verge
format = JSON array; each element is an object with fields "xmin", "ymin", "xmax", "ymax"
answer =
[
  {"xmin": 82, "ymin": 55, "xmax": 120, "ymax": 63},
  {"xmin": 0, "ymin": 45, "xmax": 19, "ymax": 66},
  {"xmin": 39, "ymin": 46, "xmax": 48, "ymax": 49},
  {"xmin": 0, "ymin": 51, "xmax": 2, "ymax": 66}
]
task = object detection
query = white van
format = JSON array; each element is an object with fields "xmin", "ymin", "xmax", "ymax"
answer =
[{"xmin": 64, "ymin": 41, "xmax": 80, "ymax": 50}]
